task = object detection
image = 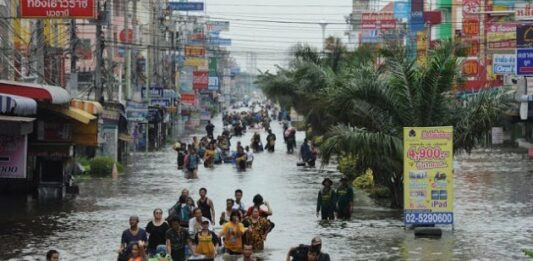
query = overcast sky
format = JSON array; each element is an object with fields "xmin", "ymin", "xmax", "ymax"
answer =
[{"xmin": 204, "ymin": 0, "xmax": 352, "ymax": 73}]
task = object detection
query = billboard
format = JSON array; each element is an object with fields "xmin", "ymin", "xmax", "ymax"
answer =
[
  {"xmin": 516, "ymin": 2, "xmax": 533, "ymax": 20},
  {"xmin": 193, "ymin": 71, "xmax": 209, "ymax": 90},
  {"xmin": 493, "ymin": 54, "xmax": 516, "ymax": 75},
  {"xmin": 403, "ymin": 127, "xmax": 454, "ymax": 225},
  {"xmin": 516, "ymin": 48, "xmax": 533, "ymax": 75},
  {"xmin": 410, "ymin": 0, "xmax": 424, "ymax": 33},
  {"xmin": 0, "ymin": 135, "xmax": 27, "ymax": 179},
  {"xmin": 362, "ymin": 12, "xmax": 396, "ymax": 30},
  {"xmin": 208, "ymin": 76, "xmax": 219, "ymax": 91},
  {"xmin": 19, "ymin": 0, "xmax": 97, "ymax": 19},
  {"xmin": 516, "ymin": 24, "xmax": 533, "ymax": 48},
  {"xmin": 487, "ymin": 23, "xmax": 515, "ymax": 49}
]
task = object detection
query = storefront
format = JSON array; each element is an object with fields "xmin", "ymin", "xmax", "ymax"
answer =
[
  {"xmin": 70, "ymin": 99, "xmax": 103, "ymax": 158},
  {"xmin": 0, "ymin": 93, "xmax": 37, "ymax": 193}
]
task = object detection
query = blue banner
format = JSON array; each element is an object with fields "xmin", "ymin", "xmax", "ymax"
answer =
[
  {"xmin": 394, "ymin": 1, "xmax": 410, "ymax": 20},
  {"xmin": 517, "ymin": 49, "xmax": 533, "ymax": 76},
  {"xmin": 208, "ymin": 38, "xmax": 232, "ymax": 46},
  {"xmin": 168, "ymin": 2, "xmax": 204, "ymax": 11},
  {"xmin": 208, "ymin": 76, "xmax": 219, "ymax": 91}
]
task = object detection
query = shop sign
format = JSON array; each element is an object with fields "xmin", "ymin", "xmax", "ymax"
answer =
[
  {"xmin": 465, "ymin": 39, "xmax": 480, "ymax": 56},
  {"xmin": 185, "ymin": 46, "xmax": 205, "ymax": 57},
  {"xmin": 492, "ymin": 54, "xmax": 516, "ymax": 75},
  {"xmin": 516, "ymin": 48, "xmax": 533, "ymax": 75},
  {"xmin": 403, "ymin": 126, "xmax": 454, "ymax": 225},
  {"xmin": 184, "ymin": 58, "xmax": 207, "ymax": 67},
  {"xmin": 463, "ymin": 19, "xmax": 480, "ymax": 36},
  {"xmin": 141, "ymin": 87, "xmax": 164, "ymax": 99},
  {"xmin": 516, "ymin": 24, "xmax": 533, "ymax": 48},
  {"xmin": 0, "ymin": 135, "xmax": 27, "ymax": 179},
  {"xmin": 462, "ymin": 0, "xmax": 480, "ymax": 16},
  {"xmin": 487, "ymin": 23, "xmax": 515, "ymax": 49},
  {"xmin": 181, "ymin": 93, "xmax": 196, "ymax": 105},
  {"xmin": 516, "ymin": 2, "xmax": 533, "ymax": 20},
  {"xmin": 463, "ymin": 60, "xmax": 479, "ymax": 76},
  {"xmin": 361, "ymin": 12, "xmax": 396, "ymax": 30},
  {"xmin": 168, "ymin": 2, "xmax": 204, "ymax": 11},
  {"xmin": 361, "ymin": 30, "xmax": 381, "ymax": 44},
  {"xmin": 19, "ymin": 0, "xmax": 97, "ymax": 19},
  {"xmin": 206, "ymin": 21, "xmax": 230, "ymax": 32},
  {"xmin": 208, "ymin": 76, "xmax": 219, "ymax": 91},
  {"xmin": 193, "ymin": 71, "xmax": 209, "ymax": 90}
]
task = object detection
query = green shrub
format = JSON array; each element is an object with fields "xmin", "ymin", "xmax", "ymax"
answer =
[
  {"xmin": 89, "ymin": 156, "xmax": 123, "ymax": 177},
  {"xmin": 368, "ymin": 186, "xmax": 391, "ymax": 199},
  {"xmin": 353, "ymin": 169, "xmax": 374, "ymax": 190},
  {"xmin": 523, "ymin": 249, "xmax": 533, "ymax": 258},
  {"xmin": 337, "ymin": 156, "xmax": 359, "ymax": 180}
]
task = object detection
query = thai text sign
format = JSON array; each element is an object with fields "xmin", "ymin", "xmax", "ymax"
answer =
[
  {"xmin": 463, "ymin": 60, "xmax": 479, "ymax": 76},
  {"xmin": 516, "ymin": 48, "xmax": 533, "ymax": 75},
  {"xmin": 487, "ymin": 23, "xmax": 515, "ymax": 49},
  {"xmin": 516, "ymin": 2, "xmax": 533, "ymax": 20},
  {"xmin": 403, "ymin": 127, "xmax": 454, "ymax": 225},
  {"xmin": 168, "ymin": 2, "xmax": 204, "ymax": 11},
  {"xmin": 193, "ymin": 71, "xmax": 209, "ymax": 90},
  {"xmin": 207, "ymin": 21, "xmax": 230, "ymax": 32},
  {"xmin": 0, "ymin": 135, "xmax": 27, "ymax": 178},
  {"xmin": 19, "ymin": 0, "xmax": 97, "ymax": 19},
  {"xmin": 185, "ymin": 46, "xmax": 205, "ymax": 57},
  {"xmin": 493, "ymin": 54, "xmax": 516, "ymax": 75},
  {"xmin": 463, "ymin": 19, "xmax": 480, "ymax": 35},
  {"xmin": 361, "ymin": 12, "xmax": 396, "ymax": 29}
]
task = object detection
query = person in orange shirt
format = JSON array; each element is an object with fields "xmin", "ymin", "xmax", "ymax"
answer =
[{"xmin": 219, "ymin": 211, "xmax": 247, "ymax": 255}]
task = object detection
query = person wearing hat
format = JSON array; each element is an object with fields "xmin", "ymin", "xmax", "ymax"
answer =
[
  {"xmin": 286, "ymin": 236, "xmax": 331, "ymax": 261},
  {"xmin": 336, "ymin": 177, "xmax": 354, "ymax": 220},
  {"xmin": 316, "ymin": 178, "xmax": 337, "ymax": 220}
]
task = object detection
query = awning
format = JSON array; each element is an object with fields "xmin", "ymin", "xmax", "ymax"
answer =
[
  {"xmin": 118, "ymin": 133, "xmax": 134, "ymax": 143},
  {"xmin": 40, "ymin": 104, "xmax": 96, "ymax": 124},
  {"xmin": 70, "ymin": 99, "xmax": 104, "ymax": 115},
  {"xmin": 0, "ymin": 80, "xmax": 70, "ymax": 104},
  {"xmin": 0, "ymin": 115, "xmax": 35, "ymax": 135},
  {"xmin": 0, "ymin": 93, "xmax": 37, "ymax": 116}
]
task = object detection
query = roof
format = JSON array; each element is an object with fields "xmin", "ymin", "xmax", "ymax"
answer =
[
  {"xmin": 0, "ymin": 80, "xmax": 70, "ymax": 104},
  {"xmin": 0, "ymin": 93, "xmax": 37, "ymax": 116},
  {"xmin": 40, "ymin": 104, "xmax": 96, "ymax": 124}
]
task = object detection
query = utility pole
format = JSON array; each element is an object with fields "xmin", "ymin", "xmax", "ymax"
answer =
[
  {"xmin": 68, "ymin": 19, "xmax": 78, "ymax": 94},
  {"xmin": 34, "ymin": 20, "xmax": 45, "ymax": 84},
  {"xmin": 123, "ymin": 0, "xmax": 131, "ymax": 100},
  {"xmin": 319, "ymin": 20, "xmax": 328, "ymax": 52},
  {"xmin": 95, "ymin": 1, "xmax": 104, "ymax": 101},
  {"xmin": 106, "ymin": 1, "xmax": 114, "ymax": 101}
]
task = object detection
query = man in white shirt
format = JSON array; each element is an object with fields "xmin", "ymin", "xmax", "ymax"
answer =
[
  {"xmin": 188, "ymin": 208, "xmax": 213, "ymax": 239},
  {"xmin": 245, "ymin": 146, "xmax": 254, "ymax": 167}
]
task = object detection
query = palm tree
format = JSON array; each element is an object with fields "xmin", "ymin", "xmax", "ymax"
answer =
[{"xmin": 319, "ymin": 42, "xmax": 510, "ymax": 208}]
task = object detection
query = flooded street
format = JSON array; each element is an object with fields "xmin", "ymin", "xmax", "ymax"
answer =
[{"xmin": 1, "ymin": 117, "xmax": 533, "ymax": 260}]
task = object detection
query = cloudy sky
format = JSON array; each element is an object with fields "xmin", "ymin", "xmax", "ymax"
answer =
[{"xmin": 204, "ymin": 0, "xmax": 353, "ymax": 73}]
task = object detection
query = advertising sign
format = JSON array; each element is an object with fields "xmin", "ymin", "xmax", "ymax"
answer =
[
  {"xmin": 516, "ymin": 48, "xmax": 533, "ymax": 75},
  {"xmin": 361, "ymin": 12, "xmax": 396, "ymax": 30},
  {"xmin": 463, "ymin": 19, "xmax": 480, "ymax": 36},
  {"xmin": 517, "ymin": 24, "xmax": 533, "ymax": 48},
  {"xmin": 361, "ymin": 30, "xmax": 381, "ymax": 44},
  {"xmin": 487, "ymin": 23, "xmax": 515, "ymax": 49},
  {"xmin": 19, "ymin": 0, "xmax": 96, "ymax": 18},
  {"xmin": 493, "ymin": 54, "xmax": 516, "ymax": 75},
  {"xmin": 0, "ymin": 135, "xmax": 27, "ymax": 179},
  {"xmin": 410, "ymin": 0, "xmax": 424, "ymax": 33},
  {"xmin": 516, "ymin": 2, "xmax": 533, "ymax": 20},
  {"xmin": 394, "ymin": 1, "xmax": 410, "ymax": 20},
  {"xmin": 193, "ymin": 71, "xmax": 209, "ymax": 90},
  {"xmin": 184, "ymin": 58, "xmax": 207, "ymax": 67},
  {"xmin": 403, "ymin": 126, "xmax": 454, "ymax": 225},
  {"xmin": 185, "ymin": 46, "xmax": 206, "ymax": 57},
  {"xmin": 208, "ymin": 76, "xmax": 219, "ymax": 91},
  {"xmin": 462, "ymin": 0, "xmax": 480, "ymax": 16},
  {"xmin": 181, "ymin": 93, "xmax": 196, "ymax": 105},
  {"xmin": 463, "ymin": 60, "xmax": 480, "ymax": 76},
  {"xmin": 180, "ymin": 67, "xmax": 193, "ymax": 93},
  {"xmin": 206, "ymin": 21, "xmax": 230, "ymax": 32},
  {"xmin": 208, "ymin": 38, "xmax": 232, "ymax": 46},
  {"xmin": 168, "ymin": 2, "xmax": 204, "ymax": 11}
]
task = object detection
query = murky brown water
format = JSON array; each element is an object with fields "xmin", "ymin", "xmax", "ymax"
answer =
[{"xmin": 1, "ymin": 116, "xmax": 532, "ymax": 260}]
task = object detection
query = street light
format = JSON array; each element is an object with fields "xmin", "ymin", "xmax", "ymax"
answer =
[{"xmin": 319, "ymin": 19, "xmax": 328, "ymax": 52}]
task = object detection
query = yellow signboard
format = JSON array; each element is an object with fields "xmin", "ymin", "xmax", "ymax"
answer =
[
  {"xmin": 403, "ymin": 126, "xmax": 454, "ymax": 225},
  {"xmin": 184, "ymin": 58, "xmax": 207, "ymax": 67}
]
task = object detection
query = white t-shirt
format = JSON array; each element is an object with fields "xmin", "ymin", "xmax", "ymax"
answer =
[{"xmin": 246, "ymin": 152, "xmax": 254, "ymax": 162}]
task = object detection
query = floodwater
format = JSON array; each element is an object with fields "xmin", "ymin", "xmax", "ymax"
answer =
[{"xmin": 1, "ymin": 115, "xmax": 533, "ymax": 260}]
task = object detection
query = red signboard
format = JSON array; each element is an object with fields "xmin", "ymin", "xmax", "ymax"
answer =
[
  {"xmin": 181, "ymin": 93, "xmax": 196, "ymax": 105},
  {"xmin": 119, "ymin": 29, "xmax": 134, "ymax": 43},
  {"xmin": 463, "ymin": 19, "xmax": 480, "ymax": 36},
  {"xmin": 185, "ymin": 46, "xmax": 206, "ymax": 57},
  {"xmin": 361, "ymin": 12, "xmax": 396, "ymax": 30},
  {"xmin": 466, "ymin": 39, "xmax": 480, "ymax": 56},
  {"xmin": 19, "ymin": 0, "xmax": 97, "ymax": 19},
  {"xmin": 423, "ymin": 11, "xmax": 442, "ymax": 25},
  {"xmin": 193, "ymin": 71, "xmax": 209, "ymax": 90},
  {"xmin": 463, "ymin": 60, "xmax": 480, "ymax": 77},
  {"xmin": 462, "ymin": 0, "xmax": 480, "ymax": 17}
]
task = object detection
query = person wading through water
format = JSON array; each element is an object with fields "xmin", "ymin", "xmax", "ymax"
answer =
[{"xmin": 316, "ymin": 178, "xmax": 337, "ymax": 221}]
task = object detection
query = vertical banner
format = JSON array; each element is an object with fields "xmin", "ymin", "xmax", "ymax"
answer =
[
  {"xmin": 403, "ymin": 126, "xmax": 454, "ymax": 225},
  {"xmin": 193, "ymin": 71, "xmax": 209, "ymax": 90}
]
